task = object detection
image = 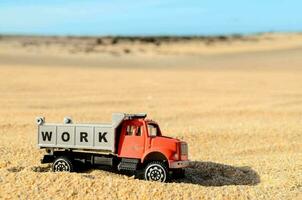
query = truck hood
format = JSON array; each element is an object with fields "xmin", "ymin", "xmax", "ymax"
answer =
[{"xmin": 150, "ymin": 136, "xmax": 179, "ymax": 150}]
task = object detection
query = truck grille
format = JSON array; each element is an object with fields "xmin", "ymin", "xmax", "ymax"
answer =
[{"xmin": 180, "ymin": 142, "xmax": 188, "ymax": 155}]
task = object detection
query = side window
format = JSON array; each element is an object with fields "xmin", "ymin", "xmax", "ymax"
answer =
[
  {"xmin": 148, "ymin": 124, "xmax": 157, "ymax": 137},
  {"xmin": 126, "ymin": 125, "xmax": 135, "ymax": 135},
  {"xmin": 137, "ymin": 126, "xmax": 142, "ymax": 136},
  {"xmin": 126, "ymin": 125, "xmax": 143, "ymax": 136}
]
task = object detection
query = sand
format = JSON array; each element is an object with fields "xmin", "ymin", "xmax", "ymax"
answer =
[{"xmin": 0, "ymin": 33, "xmax": 301, "ymax": 199}]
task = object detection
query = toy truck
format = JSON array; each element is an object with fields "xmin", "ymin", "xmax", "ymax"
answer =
[{"xmin": 36, "ymin": 113, "xmax": 189, "ymax": 182}]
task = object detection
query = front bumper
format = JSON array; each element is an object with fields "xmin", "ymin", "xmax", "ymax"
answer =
[{"xmin": 169, "ymin": 160, "xmax": 190, "ymax": 169}]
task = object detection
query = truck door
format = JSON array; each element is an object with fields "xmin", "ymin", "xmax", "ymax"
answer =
[{"xmin": 118, "ymin": 120, "xmax": 145, "ymax": 159}]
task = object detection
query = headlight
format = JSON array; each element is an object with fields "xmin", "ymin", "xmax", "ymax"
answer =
[
  {"xmin": 173, "ymin": 152, "xmax": 179, "ymax": 160},
  {"xmin": 180, "ymin": 142, "xmax": 188, "ymax": 155}
]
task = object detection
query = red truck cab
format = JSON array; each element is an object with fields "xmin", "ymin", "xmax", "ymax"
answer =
[{"xmin": 118, "ymin": 117, "xmax": 189, "ymax": 173}]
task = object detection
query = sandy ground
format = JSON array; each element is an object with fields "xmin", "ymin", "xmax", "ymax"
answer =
[{"xmin": 0, "ymin": 34, "xmax": 301, "ymax": 199}]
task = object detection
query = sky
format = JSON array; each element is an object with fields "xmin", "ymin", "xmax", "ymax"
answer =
[{"xmin": 0, "ymin": 0, "xmax": 301, "ymax": 36}]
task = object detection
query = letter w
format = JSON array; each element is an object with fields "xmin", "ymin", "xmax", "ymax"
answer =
[{"xmin": 41, "ymin": 131, "xmax": 52, "ymax": 141}]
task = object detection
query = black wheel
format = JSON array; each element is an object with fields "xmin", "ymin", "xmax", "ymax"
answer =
[
  {"xmin": 171, "ymin": 168, "xmax": 185, "ymax": 179},
  {"xmin": 52, "ymin": 157, "xmax": 73, "ymax": 172},
  {"xmin": 144, "ymin": 161, "xmax": 168, "ymax": 182}
]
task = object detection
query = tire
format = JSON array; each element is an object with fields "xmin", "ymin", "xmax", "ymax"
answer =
[
  {"xmin": 144, "ymin": 161, "xmax": 168, "ymax": 182},
  {"xmin": 52, "ymin": 157, "xmax": 74, "ymax": 172},
  {"xmin": 171, "ymin": 168, "xmax": 185, "ymax": 179}
]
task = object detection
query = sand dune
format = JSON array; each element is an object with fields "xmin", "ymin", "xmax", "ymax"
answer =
[{"xmin": 0, "ymin": 33, "xmax": 301, "ymax": 199}]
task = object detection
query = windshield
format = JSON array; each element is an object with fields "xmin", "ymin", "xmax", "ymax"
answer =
[{"xmin": 147, "ymin": 123, "xmax": 161, "ymax": 137}]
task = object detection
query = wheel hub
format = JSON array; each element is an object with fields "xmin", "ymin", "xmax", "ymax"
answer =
[
  {"xmin": 54, "ymin": 160, "xmax": 70, "ymax": 172},
  {"xmin": 147, "ymin": 166, "xmax": 165, "ymax": 181}
]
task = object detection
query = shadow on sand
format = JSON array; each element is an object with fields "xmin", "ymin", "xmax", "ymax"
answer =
[
  {"xmin": 174, "ymin": 161, "xmax": 260, "ymax": 186},
  {"xmin": 31, "ymin": 161, "xmax": 260, "ymax": 186}
]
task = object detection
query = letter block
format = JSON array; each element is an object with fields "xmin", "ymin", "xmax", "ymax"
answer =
[
  {"xmin": 75, "ymin": 126, "xmax": 93, "ymax": 147},
  {"xmin": 57, "ymin": 126, "xmax": 74, "ymax": 147},
  {"xmin": 38, "ymin": 125, "xmax": 56, "ymax": 146}
]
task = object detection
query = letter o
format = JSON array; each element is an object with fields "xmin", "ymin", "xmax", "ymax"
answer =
[{"xmin": 62, "ymin": 132, "xmax": 70, "ymax": 142}]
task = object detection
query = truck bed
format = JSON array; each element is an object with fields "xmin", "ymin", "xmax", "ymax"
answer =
[{"xmin": 37, "ymin": 113, "xmax": 146, "ymax": 153}]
